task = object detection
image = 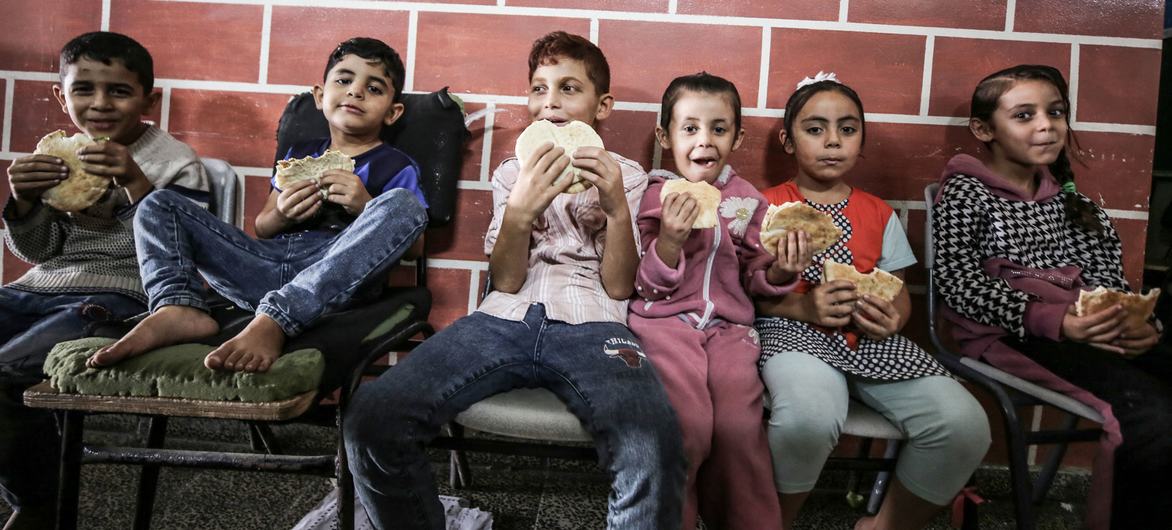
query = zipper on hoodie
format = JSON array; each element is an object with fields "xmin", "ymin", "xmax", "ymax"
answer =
[{"xmin": 697, "ymin": 215, "xmax": 720, "ymax": 328}]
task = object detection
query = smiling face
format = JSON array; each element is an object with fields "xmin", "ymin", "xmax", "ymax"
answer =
[
  {"xmin": 52, "ymin": 57, "xmax": 157, "ymax": 144},
  {"xmin": 527, "ymin": 57, "xmax": 613, "ymax": 127},
  {"xmin": 971, "ymin": 79, "xmax": 1068, "ymax": 170},
  {"xmin": 657, "ymin": 90, "xmax": 745, "ymax": 183},
  {"xmin": 782, "ymin": 90, "xmax": 863, "ymax": 185},
  {"xmin": 313, "ymin": 53, "xmax": 404, "ymax": 139}
]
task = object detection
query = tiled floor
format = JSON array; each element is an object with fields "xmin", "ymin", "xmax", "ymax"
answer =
[{"xmin": 2, "ymin": 415, "xmax": 1089, "ymax": 529}]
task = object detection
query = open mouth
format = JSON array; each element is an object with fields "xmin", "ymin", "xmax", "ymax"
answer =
[
  {"xmin": 86, "ymin": 119, "xmax": 119, "ymax": 132},
  {"xmin": 690, "ymin": 156, "xmax": 718, "ymax": 169}
]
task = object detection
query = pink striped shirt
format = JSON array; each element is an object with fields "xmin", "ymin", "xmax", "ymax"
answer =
[{"xmin": 479, "ymin": 153, "xmax": 648, "ymax": 324}]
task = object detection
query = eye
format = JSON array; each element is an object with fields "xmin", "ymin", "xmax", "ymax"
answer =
[
  {"xmin": 368, "ymin": 85, "xmax": 383, "ymax": 95},
  {"xmin": 805, "ymin": 126, "xmax": 823, "ymax": 135},
  {"xmin": 335, "ymin": 78, "xmax": 352, "ymax": 86},
  {"xmin": 1048, "ymin": 108, "xmax": 1066, "ymax": 118},
  {"xmin": 531, "ymin": 84, "xmax": 547, "ymax": 94},
  {"xmin": 682, "ymin": 124, "xmax": 699, "ymax": 134},
  {"xmin": 1013, "ymin": 111, "xmax": 1033, "ymax": 121},
  {"xmin": 560, "ymin": 84, "xmax": 579, "ymax": 94},
  {"xmin": 714, "ymin": 126, "xmax": 728, "ymax": 134},
  {"xmin": 841, "ymin": 126, "xmax": 858, "ymax": 135}
]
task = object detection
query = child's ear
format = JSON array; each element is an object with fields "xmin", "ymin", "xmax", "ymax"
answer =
[
  {"xmin": 969, "ymin": 118, "xmax": 995, "ymax": 143},
  {"xmin": 593, "ymin": 92, "xmax": 614, "ymax": 122},
  {"xmin": 778, "ymin": 129, "xmax": 795, "ymax": 155},
  {"xmin": 383, "ymin": 102, "xmax": 406, "ymax": 126},
  {"xmin": 144, "ymin": 89, "xmax": 162, "ymax": 112},
  {"xmin": 731, "ymin": 127, "xmax": 746, "ymax": 151},
  {"xmin": 655, "ymin": 125, "xmax": 671, "ymax": 150},
  {"xmin": 312, "ymin": 85, "xmax": 325, "ymax": 110},
  {"xmin": 52, "ymin": 85, "xmax": 68, "ymax": 114}
]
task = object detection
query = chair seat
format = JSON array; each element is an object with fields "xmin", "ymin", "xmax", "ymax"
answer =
[
  {"xmin": 842, "ymin": 400, "xmax": 905, "ymax": 440},
  {"xmin": 455, "ymin": 388, "xmax": 591, "ymax": 443},
  {"xmin": 959, "ymin": 357, "xmax": 1104, "ymax": 423}
]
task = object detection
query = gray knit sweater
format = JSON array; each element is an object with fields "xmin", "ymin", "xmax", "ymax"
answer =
[{"xmin": 2, "ymin": 125, "xmax": 210, "ymax": 303}]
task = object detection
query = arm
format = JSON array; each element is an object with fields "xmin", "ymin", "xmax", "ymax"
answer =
[
  {"xmin": 741, "ymin": 194, "xmax": 801, "ymax": 296},
  {"xmin": 254, "ymin": 181, "xmax": 323, "ymax": 239},
  {"xmin": 3, "ymin": 155, "xmax": 69, "ymax": 262},
  {"xmin": 756, "ymin": 280, "xmax": 858, "ymax": 328},
  {"xmin": 573, "ymin": 148, "xmax": 639, "ymax": 300},
  {"xmin": 633, "ymin": 183, "xmax": 690, "ymax": 302}
]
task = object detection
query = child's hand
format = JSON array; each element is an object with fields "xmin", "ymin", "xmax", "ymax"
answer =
[
  {"xmin": 659, "ymin": 191, "xmax": 699, "ymax": 249},
  {"xmin": 319, "ymin": 170, "xmax": 372, "ymax": 215},
  {"xmin": 7, "ymin": 155, "xmax": 67, "ymax": 202},
  {"xmin": 1061, "ymin": 304, "xmax": 1125, "ymax": 348},
  {"xmin": 768, "ymin": 230, "xmax": 812, "ymax": 284},
  {"xmin": 572, "ymin": 147, "xmax": 626, "ymax": 218},
  {"xmin": 804, "ymin": 280, "xmax": 858, "ymax": 328},
  {"xmin": 1107, "ymin": 320, "xmax": 1161, "ymax": 357},
  {"xmin": 275, "ymin": 179, "xmax": 322, "ymax": 223},
  {"xmin": 78, "ymin": 140, "xmax": 148, "ymax": 188},
  {"xmin": 852, "ymin": 294, "xmax": 901, "ymax": 341},
  {"xmin": 507, "ymin": 142, "xmax": 572, "ymax": 223}
]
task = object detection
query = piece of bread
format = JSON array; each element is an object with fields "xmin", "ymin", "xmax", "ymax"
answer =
[
  {"xmin": 1076, "ymin": 287, "xmax": 1161, "ymax": 330},
  {"xmin": 274, "ymin": 149, "xmax": 355, "ymax": 190},
  {"xmin": 760, "ymin": 202, "xmax": 843, "ymax": 256},
  {"xmin": 35, "ymin": 130, "xmax": 108, "ymax": 212},
  {"xmin": 823, "ymin": 260, "xmax": 904, "ymax": 302},
  {"xmin": 514, "ymin": 120, "xmax": 604, "ymax": 194},
  {"xmin": 659, "ymin": 179, "xmax": 721, "ymax": 229}
]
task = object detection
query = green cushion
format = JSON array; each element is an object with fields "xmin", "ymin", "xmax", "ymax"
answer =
[{"xmin": 44, "ymin": 337, "xmax": 325, "ymax": 402}]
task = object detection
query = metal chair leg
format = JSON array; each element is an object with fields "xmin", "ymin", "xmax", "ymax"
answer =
[
  {"xmin": 337, "ymin": 394, "xmax": 354, "ymax": 530},
  {"xmin": 1001, "ymin": 403, "xmax": 1036, "ymax": 530},
  {"xmin": 56, "ymin": 411, "xmax": 84, "ymax": 530},
  {"xmin": 1032, "ymin": 414, "xmax": 1078, "ymax": 505},
  {"xmin": 448, "ymin": 423, "xmax": 472, "ymax": 489},
  {"xmin": 133, "ymin": 416, "xmax": 168, "ymax": 530},
  {"xmin": 867, "ymin": 440, "xmax": 901, "ymax": 515},
  {"xmin": 247, "ymin": 422, "xmax": 282, "ymax": 454}
]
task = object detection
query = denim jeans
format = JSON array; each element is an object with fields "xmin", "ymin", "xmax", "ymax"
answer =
[
  {"xmin": 0, "ymin": 287, "xmax": 144, "ymax": 377},
  {"xmin": 133, "ymin": 188, "xmax": 427, "ymax": 336},
  {"xmin": 344, "ymin": 304, "xmax": 686, "ymax": 530}
]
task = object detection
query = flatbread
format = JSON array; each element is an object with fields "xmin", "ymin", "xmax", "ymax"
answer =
[
  {"xmin": 274, "ymin": 149, "xmax": 355, "ymax": 190},
  {"xmin": 514, "ymin": 120, "xmax": 604, "ymax": 194},
  {"xmin": 1076, "ymin": 287, "xmax": 1160, "ymax": 330},
  {"xmin": 760, "ymin": 202, "xmax": 843, "ymax": 256},
  {"xmin": 823, "ymin": 260, "xmax": 904, "ymax": 302},
  {"xmin": 35, "ymin": 130, "xmax": 108, "ymax": 212},
  {"xmin": 659, "ymin": 179, "xmax": 721, "ymax": 229}
]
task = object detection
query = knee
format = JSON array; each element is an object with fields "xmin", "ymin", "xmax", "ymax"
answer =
[
  {"xmin": 768, "ymin": 400, "xmax": 843, "ymax": 451},
  {"xmin": 370, "ymin": 189, "xmax": 428, "ymax": 229},
  {"xmin": 343, "ymin": 384, "xmax": 413, "ymax": 454},
  {"xmin": 909, "ymin": 391, "xmax": 991, "ymax": 461}
]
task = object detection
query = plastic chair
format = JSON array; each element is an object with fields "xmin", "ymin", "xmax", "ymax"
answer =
[
  {"xmin": 200, "ymin": 158, "xmax": 238, "ymax": 226},
  {"xmin": 923, "ymin": 182, "xmax": 1103, "ymax": 530}
]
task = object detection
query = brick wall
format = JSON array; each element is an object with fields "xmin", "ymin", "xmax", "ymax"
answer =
[{"xmin": 1, "ymin": 0, "xmax": 1164, "ymax": 469}]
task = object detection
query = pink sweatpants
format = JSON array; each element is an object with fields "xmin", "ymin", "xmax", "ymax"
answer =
[{"xmin": 629, "ymin": 315, "xmax": 782, "ymax": 530}]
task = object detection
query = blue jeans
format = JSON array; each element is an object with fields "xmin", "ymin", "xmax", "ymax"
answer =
[
  {"xmin": 344, "ymin": 304, "xmax": 686, "ymax": 530},
  {"xmin": 133, "ymin": 188, "xmax": 427, "ymax": 336},
  {"xmin": 0, "ymin": 288, "xmax": 142, "ymax": 510}
]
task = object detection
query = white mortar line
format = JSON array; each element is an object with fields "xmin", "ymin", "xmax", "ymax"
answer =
[
  {"xmin": 838, "ymin": 0, "xmax": 849, "ymax": 22},
  {"xmin": 258, "ymin": 3, "xmax": 272, "ymax": 84},
  {"xmin": 0, "ymin": 71, "xmax": 58, "ymax": 82},
  {"xmin": 757, "ymin": 27, "xmax": 771, "ymax": 109},
  {"xmin": 918, "ymin": 35, "xmax": 935, "ymax": 116},
  {"xmin": 668, "ymin": 0, "xmax": 677, "ymax": 15},
  {"xmin": 1069, "ymin": 43, "xmax": 1080, "ymax": 124},
  {"xmin": 590, "ymin": 18, "xmax": 599, "ymax": 43},
  {"xmin": 1004, "ymin": 0, "xmax": 1016, "ymax": 32},
  {"xmin": 101, "ymin": 0, "xmax": 111, "ymax": 31},
  {"xmin": 405, "ymin": 10, "xmax": 419, "ymax": 92},
  {"xmin": 479, "ymin": 103, "xmax": 496, "ymax": 181},
  {"xmin": 430, "ymin": 258, "xmax": 490, "ymax": 271},
  {"xmin": 159, "ymin": 86, "xmax": 172, "ymax": 131},
  {"xmin": 458, "ymin": 180, "xmax": 493, "ymax": 190},
  {"xmin": 2, "ymin": 78, "xmax": 14, "ymax": 153}
]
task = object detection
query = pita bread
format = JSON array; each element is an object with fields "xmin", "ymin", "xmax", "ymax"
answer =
[
  {"xmin": 1076, "ymin": 287, "xmax": 1161, "ymax": 330},
  {"xmin": 514, "ymin": 120, "xmax": 604, "ymax": 194},
  {"xmin": 274, "ymin": 149, "xmax": 355, "ymax": 190},
  {"xmin": 35, "ymin": 130, "xmax": 108, "ymax": 212},
  {"xmin": 659, "ymin": 179, "xmax": 721, "ymax": 229},
  {"xmin": 823, "ymin": 260, "xmax": 904, "ymax": 302},
  {"xmin": 760, "ymin": 202, "xmax": 843, "ymax": 256}
]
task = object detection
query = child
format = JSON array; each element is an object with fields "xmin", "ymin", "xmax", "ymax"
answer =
[
  {"xmin": 756, "ymin": 74, "xmax": 990, "ymax": 530},
  {"xmin": 89, "ymin": 37, "xmax": 428, "ymax": 373},
  {"xmin": 0, "ymin": 31, "xmax": 209, "ymax": 529},
  {"xmin": 627, "ymin": 72, "xmax": 798, "ymax": 530},
  {"xmin": 933, "ymin": 64, "xmax": 1172, "ymax": 530},
  {"xmin": 344, "ymin": 31, "xmax": 685, "ymax": 529}
]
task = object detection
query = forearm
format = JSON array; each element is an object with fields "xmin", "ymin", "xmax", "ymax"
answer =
[
  {"xmin": 254, "ymin": 209, "xmax": 290, "ymax": 240},
  {"xmin": 600, "ymin": 210, "xmax": 637, "ymax": 300},
  {"xmin": 119, "ymin": 177, "xmax": 155, "ymax": 205},
  {"xmin": 756, "ymin": 293, "xmax": 809, "ymax": 321},
  {"xmin": 488, "ymin": 208, "xmax": 534, "ymax": 294}
]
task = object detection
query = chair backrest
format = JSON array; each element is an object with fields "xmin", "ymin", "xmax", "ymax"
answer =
[
  {"xmin": 922, "ymin": 183, "xmax": 951, "ymax": 354},
  {"xmin": 201, "ymin": 158, "xmax": 239, "ymax": 226},
  {"xmin": 272, "ymin": 89, "xmax": 467, "ymax": 227}
]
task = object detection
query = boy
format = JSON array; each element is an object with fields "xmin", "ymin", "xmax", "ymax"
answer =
[
  {"xmin": 0, "ymin": 32, "xmax": 210, "ymax": 529},
  {"xmin": 89, "ymin": 37, "xmax": 429, "ymax": 374},
  {"xmin": 344, "ymin": 31, "xmax": 685, "ymax": 529}
]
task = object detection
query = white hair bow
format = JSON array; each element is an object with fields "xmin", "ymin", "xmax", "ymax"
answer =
[{"xmin": 796, "ymin": 71, "xmax": 841, "ymax": 90}]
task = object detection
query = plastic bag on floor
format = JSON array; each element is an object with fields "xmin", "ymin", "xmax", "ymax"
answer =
[{"xmin": 291, "ymin": 488, "xmax": 492, "ymax": 530}]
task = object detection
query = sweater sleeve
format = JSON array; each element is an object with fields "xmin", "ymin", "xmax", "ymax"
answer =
[
  {"xmin": 634, "ymin": 180, "xmax": 685, "ymax": 301},
  {"xmin": 2, "ymin": 199, "xmax": 68, "ymax": 264},
  {"xmin": 741, "ymin": 190, "xmax": 796, "ymax": 297},
  {"xmin": 931, "ymin": 177, "xmax": 1033, "ymax": 336}
]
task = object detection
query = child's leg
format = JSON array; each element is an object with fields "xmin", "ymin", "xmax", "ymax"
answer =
[
  {"xmin": 345, "ymin": 306, "xmax": 556, "ymax": 529},
  {"xmin": 628, "ymin": 315, "xmax": 711, "ymax": 530},
  {"xmin": 695, "ymin": 324, "xmax": 782, "ymax": 530},
  {"xmin": 0, "ymin": 380, "xmax": 58, "ymax": 524},
  {"xmin": 760, "ymin": 351, "xmax": 849, "ymax": 528},
  {"xmin": 538, "ymin": 317, "xmax": 686, "ymax": 530},
  {"xmin": 0, "ymin": 289, "xmax": 144, "ymax": 374},
  {"xmin": 850, "ymin": 376, "xmax": 990, "ymax": 530},
  {"xmin": 204, "ymin": 190, "xmax": 427, "ymax": 373}
]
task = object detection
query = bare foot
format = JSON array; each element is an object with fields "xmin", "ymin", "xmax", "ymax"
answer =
[
  {"xmin": 204, "ymin": 314, "xmax": 286, "ymax": 372},
  {"xmin": 88, "ymin": 306, "xmax": 219, "ymax": 368}
]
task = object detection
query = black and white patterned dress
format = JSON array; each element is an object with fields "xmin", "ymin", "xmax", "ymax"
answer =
[{"xmin": 755, "ymin": 195, "xmax": 950, "ymax": 381}]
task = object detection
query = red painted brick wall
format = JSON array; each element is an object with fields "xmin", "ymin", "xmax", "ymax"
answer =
[{"xmin": 1, "ymin": 0, "xmax": 1164, "ymax": 471}]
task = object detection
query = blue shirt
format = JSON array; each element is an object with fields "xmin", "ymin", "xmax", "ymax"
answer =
[{"xmin": 272, "ymin": 139, "xmax": 428, "ymax": 235}]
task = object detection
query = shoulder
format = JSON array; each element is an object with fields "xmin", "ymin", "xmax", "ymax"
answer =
[
  {"xmin": 724, "ymin": 172, "xmax": 766, "ymax": 201},
  {"xmin": 940, "ymin": 173, "xmax": 991, "ymax": 200},
  {"xmin": 135, "ymin": 126, "xmax": 199, "ymax": 162},
  {"xmin": 610, "ymin": 151, "xmax": 648, "ymax": 190},
  {"xmin": 368, "ymin": 142, "xmax": 419, "ymax": 175},
  {"xmin": 760, "ymin": 181, "xmax": 800, "ymax": 204},
  {"xmin": 283, "ymin": 138, "xmax": 331, "ymax": 160},
  {"xmin": 847, "ymin": 187, "xmax": 894, "ymax": 217}
]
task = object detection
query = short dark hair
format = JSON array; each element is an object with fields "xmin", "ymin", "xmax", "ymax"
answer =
[
  {"xmin": 323, "ymin": 37, "xmax": 406, "ymax": 103},
  {"xmin": 782, "ymin": 78, "xmax": 866, "ymax": 148},
  {"xmin": 60, "ymin": 32, "xmax": 154, "ymax": 93},
  {"xmin": 659, "ymin": 72, "xmax": 742, "ymax": 132},
  {"xmin": 528, "ymin": 31, "xmax": 610, "ymax": 94},
  {"xmin": 970, "ymin": 64, "xmax": 1101, "ymax": 233}
]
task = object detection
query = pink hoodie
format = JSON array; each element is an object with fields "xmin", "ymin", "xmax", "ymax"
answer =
[{"xmin": 629, "ymin": 166, "xmax": 796, "ymax": 327}]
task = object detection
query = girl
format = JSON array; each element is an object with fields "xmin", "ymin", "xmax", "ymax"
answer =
[
  {"xmin": 627, "ymin": 72, "xmax": 803, "ymax": 530},
  {"xmin": 933, "ymin": 64, "xmax": 1172, "ymax": 530},
  {"xmin": 756, "ymin": 73, "xmax": 990, "ymax": 530}
]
